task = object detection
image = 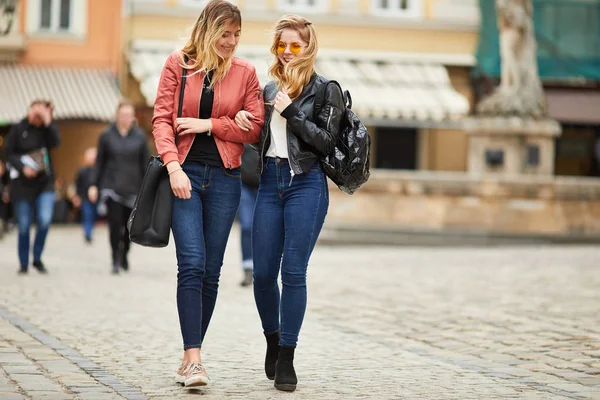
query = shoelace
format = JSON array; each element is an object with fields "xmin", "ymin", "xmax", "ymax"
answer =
[{"xmin": 187, "ymin": 362, "xmax": 207, "ymax": 377}]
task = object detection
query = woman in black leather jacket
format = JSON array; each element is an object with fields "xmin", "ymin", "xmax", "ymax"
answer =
[{"xmin": 235, "ymin": 14, "xmax": 345, "ymax": 392}]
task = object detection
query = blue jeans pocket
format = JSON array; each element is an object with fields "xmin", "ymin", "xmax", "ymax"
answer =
[{"xmin": 223, "ymin": 167, "xmax": 241, "ymax": 178}]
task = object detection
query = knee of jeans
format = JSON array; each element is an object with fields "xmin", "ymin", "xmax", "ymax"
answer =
[
  {"xmin": 177, "ymin": 260, "xmax": 205, "ymax": 282},
  {"xmin": 203, "ymin": 267, "xmax": 221, "ymax": 285},
  {"xmin": 253, "ymin": 268, "xmax": 278, "ymax": 289},
  {"xmin": 37, "ymin": 213, "xmax": 53, "ymax": 229},
  {"xmin": 17, "ymin": 218, "xmax": 31, "ymax": 234},
  {"xmin": 281, "ymin": 270, "xmax": 307, "ymax": 288}
]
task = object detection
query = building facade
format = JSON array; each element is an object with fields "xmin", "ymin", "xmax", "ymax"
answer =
[
  {"xmin": 0, "ymin": 0, "xmax": 123, "ymax": 189},
  {"xmin": 122, "ymin": 0, "xmax": 480, "ymax": 169}
]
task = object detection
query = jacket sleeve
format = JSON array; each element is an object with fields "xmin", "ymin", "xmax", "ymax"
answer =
[
  {"xmin": 4, "ymin": 124, "xmax": 24, "ymax": 172},
  {"xmin": 210, "ymin": 66, "xmax": 264, "ymax": 144},
  {"xmin": 91, "ymin": 132, "xmax": 107, "ymax": 187},
  {"xmin": 151, "ymin": 52, "xmax": 180, "ymax": 166},
  {"xmin": 44, "ymin": 123, "xmax": 60, "ymax": 149},
  {"xmin": 280, "ymin": 83, "xmax": 344, "ymax": 157}
]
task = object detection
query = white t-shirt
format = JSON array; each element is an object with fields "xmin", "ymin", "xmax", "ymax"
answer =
[{"xmin": 266, "ymin": 113, "xmax": 289, "ymax": 158}]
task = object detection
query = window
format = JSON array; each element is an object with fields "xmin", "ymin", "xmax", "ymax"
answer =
[
  {"xmin": 277, "ymin": 0, "xmax": 328, "ymax": 13},
  {"xmin": 371, "ymin": 0, "xmax": 422, "ymax": 18},
  {"xmin": 27, "ymin": 0, "xmax": 87, "ymax": 36}
]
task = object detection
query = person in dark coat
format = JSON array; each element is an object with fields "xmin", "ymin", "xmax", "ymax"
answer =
[
  {"xmin": 4, "ymin": 99, "xmax": 60, "ymax": 274},
  {"xmin": 88, "ymin": 100, "xmax": 150, "ymax": 274},
  {"xmin": 72, "ymin": 147, "xmax": 97, "ymax": 243}
]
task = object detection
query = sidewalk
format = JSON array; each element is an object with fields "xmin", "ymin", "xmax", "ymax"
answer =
[{"xmin": 1, "ymin": 225, "xmax": 600, "ymax": 399}]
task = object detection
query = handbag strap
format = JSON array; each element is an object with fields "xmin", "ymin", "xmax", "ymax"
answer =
[{"xmin": 175, "ymin": 55, "xmax": 189, "ymax": 146}]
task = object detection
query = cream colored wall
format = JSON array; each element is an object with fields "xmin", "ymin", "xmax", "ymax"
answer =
[{"xmin": 128, "ymin": 15, "xmax": 477, "ymax": 54}]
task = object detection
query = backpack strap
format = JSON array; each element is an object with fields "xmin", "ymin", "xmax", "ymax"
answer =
[{"xmin": 314, "ymin": 79, "xmax": 348, "ymax": 118}]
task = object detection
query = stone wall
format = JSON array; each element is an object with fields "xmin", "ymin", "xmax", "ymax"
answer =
[{"xmin": 326, "ymin": 170, "xmax": 600, "ymax": 239}]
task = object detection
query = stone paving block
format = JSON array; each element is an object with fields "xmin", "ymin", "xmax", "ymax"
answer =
[
  {"xmin": 580, "ymin": 393, "xmax": 600, "ymax": 400},
  {"xmin": 27, "ymin": 391, "xmax": 73, "ymax": 400},
  {"xmin": 0, "ymin": 394, "xmax": 28, "ymax": 400},
  {"xmin": 1, "ymin": 365, "xmax": 43, "ymax": 375}
]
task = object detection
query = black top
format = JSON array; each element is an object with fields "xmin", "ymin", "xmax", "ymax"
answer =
[
  {"xmin": 4, "ymin": 118, "xmax": 60, "ymax": 201},
  {"xmin": 92, "ymin": 123, "xmax": 150, "ymax": 198},
  {"xmin": 75, "ymin": 166, "xmax": 94, "ymax": 201},
  {"xmin": 186, "ymin": 71, "xmax": 224, "ymax": 167}
]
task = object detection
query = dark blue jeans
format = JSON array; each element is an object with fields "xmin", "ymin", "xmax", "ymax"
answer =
[
  {"xmin": 13, "ymin": 191, "xmax": 55, "ymax": 269},
  {"xmin": 252, "ymin": 157, "xmax": 328, "ymax": 347},
  {"xmin": 239, "ymin": 183, "xmax": 257, "ymax": 270},
  {"xmin": 81, "ymin": 199, "xmax": 97, "ymax": 240},
  {"xmin": 171, "ymin": 161, "xmax": 241, "ymax": 350}
]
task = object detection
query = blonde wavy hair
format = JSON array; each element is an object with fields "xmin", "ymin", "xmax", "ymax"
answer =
[
  {"xmin": 180, "ymin": 0, "xmax": 241, "ymax": 87},
  {"xmin": 268, "ymin": 15, "xmax": 318, "ymax": 100}
]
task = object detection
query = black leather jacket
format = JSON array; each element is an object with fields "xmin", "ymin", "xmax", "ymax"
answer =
[{"xmin": 256, "ymin": 74, "xmax": 345, "ymax": 176}]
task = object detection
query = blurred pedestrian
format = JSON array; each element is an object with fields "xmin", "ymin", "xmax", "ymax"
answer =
[
  {"xmin": 4, "ymin": 99, "xmax": 60, "ymax": 274},
  {"xmin": 152, "ymin": 0, "xmax": 264, "ymax": 388},
  {"xmin": 239, "ymin": 144, "xmax": 259, "ymax": 287},
  {"xmin": 72, "ymin": 147, "xmax": 97, "ymax": 243},
  {"xmin": 235, "ymin": 15, "xmax": 345, "ymax": 392},
  {"xmin": 88, "ymin": 100, "xmax": 149, "ymax": 274},
  {"xmin": 52, "ymin": 177, "xmax": 71, "ymax": 224},
  {"xmin": 0, "ymin": 161, "xmax": 12, "ymax": 237}
]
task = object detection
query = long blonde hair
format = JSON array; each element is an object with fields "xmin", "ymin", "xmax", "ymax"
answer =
[
  {"xmin": 268, "ymin": 15, "xmax": 318, "ymax": 100},
  {"xmin": 180, "ymin": 0, "xmax": 241, "ymax": 86}
]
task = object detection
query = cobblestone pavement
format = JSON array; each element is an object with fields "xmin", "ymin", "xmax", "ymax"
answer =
[{"xmin": 0, "ymin": 224, "xmax": 599, "ymax": 399}]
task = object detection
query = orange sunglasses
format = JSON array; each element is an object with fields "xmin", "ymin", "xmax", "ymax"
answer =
[{"xmin": 277, "ymin": 41, "xmax": 305, "ymax": 55}]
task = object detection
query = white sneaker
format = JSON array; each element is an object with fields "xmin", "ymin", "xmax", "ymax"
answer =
[{"xmin": 184, "ymin": 362, "xmax": 210, "ymax": 387}]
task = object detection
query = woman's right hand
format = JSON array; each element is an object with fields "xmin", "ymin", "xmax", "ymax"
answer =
[
  {"xmin": 234, "ymin": 110, "xmax": 255, "ymax": 132},
  {"xmin": 169, "ymin": 169, "xmax": 192, "ymax": 199}
]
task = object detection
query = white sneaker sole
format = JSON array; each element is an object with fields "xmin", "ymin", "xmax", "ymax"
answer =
[
  {"xmin": 184, "ymin": 375, "xmax": 210, "ymax": 387},
  {"xmin": 176, "ymin": 373, "xmax": 185, "ymax": 384}
]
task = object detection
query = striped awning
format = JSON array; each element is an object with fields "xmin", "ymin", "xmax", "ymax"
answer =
[
  {"xmin": 128, "ymin": 40, "xmax": 470, "ymax": 126},
  {"xmin": 0, "ymin": 64, "xmax": 122, "ymax": 125}
]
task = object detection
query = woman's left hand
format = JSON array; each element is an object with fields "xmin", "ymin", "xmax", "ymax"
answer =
[
  {"xmin": 274, "ymin": 90, "xmax": 292, "ymax": 114},
  {"xmin": 175, "ymin": 118, "xmax": 212, "ymax": 136}
]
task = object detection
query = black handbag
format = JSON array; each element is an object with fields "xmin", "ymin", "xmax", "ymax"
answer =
[{"xmin": 127, "ymin": 62, "xmax": 188, "ymax": 247}]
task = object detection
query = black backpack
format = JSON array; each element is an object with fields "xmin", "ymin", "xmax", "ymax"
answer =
[{"xmin": 315, "ymin": 80, "xmax": 371, "ymax": 195}]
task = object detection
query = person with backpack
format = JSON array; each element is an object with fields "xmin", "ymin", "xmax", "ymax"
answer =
[{"xmin": 234, "ymin": 14, "xmax": 345, "ymax": 392}]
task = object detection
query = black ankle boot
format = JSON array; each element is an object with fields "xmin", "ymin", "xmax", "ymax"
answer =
[
  {"xmin": 264, "ymin": 331, "xmax": 280, "ymax": 380},
  {"xmin": 274, "ymin": 346, "xmax": 297, "ymax": 392}
]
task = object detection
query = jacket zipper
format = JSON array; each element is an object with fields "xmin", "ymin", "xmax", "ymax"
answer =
[
  {"xmin": 326, "ymin": 107, "xmax": 333, "ymax": 132},
  {"xmin": 259, "ymin": 104, "xmax": 274, "ymax": 175},
  {"xmin": 286, "ymin": 126, "xmax": 295, "ymax": 187}
]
